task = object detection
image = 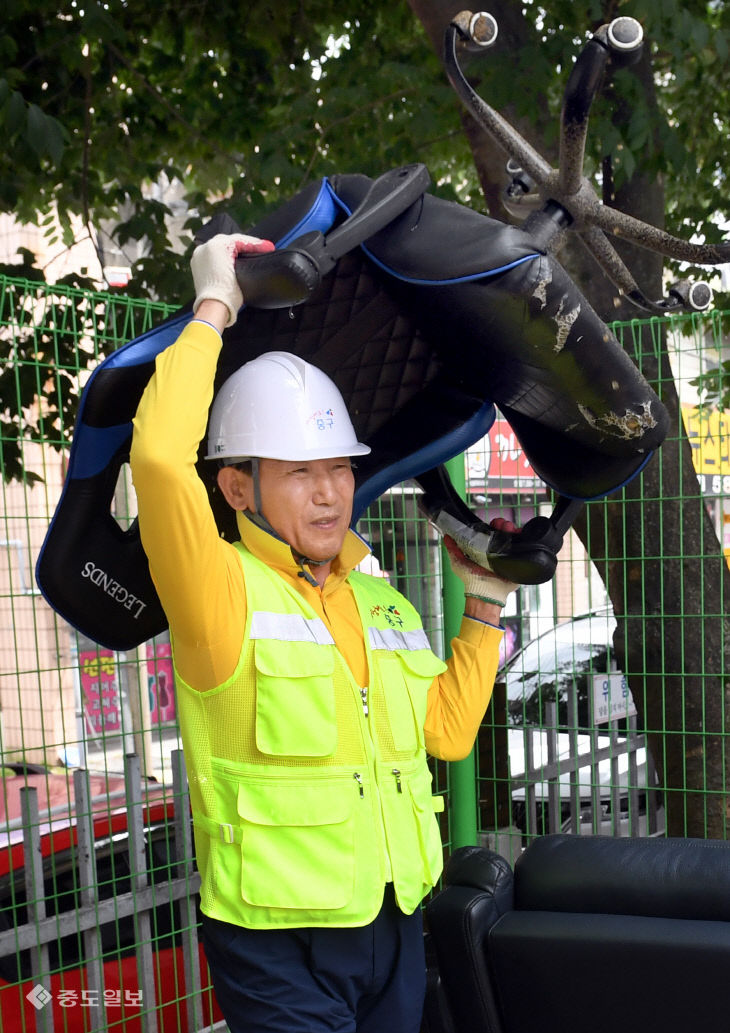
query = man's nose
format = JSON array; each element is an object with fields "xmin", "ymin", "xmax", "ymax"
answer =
[{"xmin": 312, "ymin": 473, "xmax": 338, "ymax": 502}]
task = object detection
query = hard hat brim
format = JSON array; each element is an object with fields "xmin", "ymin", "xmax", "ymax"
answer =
[{"xmin": 206, "ymin": 441, "xmax": 371, "ymax": 463}]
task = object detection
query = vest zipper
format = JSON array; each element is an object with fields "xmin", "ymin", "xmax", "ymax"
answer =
[
  {"xmin": 392, "ymin": 768, "xmax": 403, "ymax": 793},
  {"xmin": 359, "ymin": 686, "xmax": 369, "ymax": 717},
  {"xmin": 353, "ymin": 772, "xmax": 364, "ymax": 798}
]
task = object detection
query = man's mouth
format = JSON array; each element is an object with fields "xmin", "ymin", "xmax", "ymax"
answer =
[{"xmin": 312, "ymin": 516, "xmax": 339, "ymax": 528}]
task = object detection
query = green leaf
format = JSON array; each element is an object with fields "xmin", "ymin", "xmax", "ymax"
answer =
[
  {"xmin": 42, "ymin": 113, "xmax": 68, "ymax": 165},
  {"xmin": 5, "ymin": 89, "xmax": 25, "ymax": 134},
  {"xmin": 25, "ymin": 104, "xmax": 46, "ymax": 154}
]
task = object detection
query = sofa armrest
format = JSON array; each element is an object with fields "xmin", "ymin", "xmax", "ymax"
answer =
[{"xmin": 425, "ymin": 846, "xmax": 514, "ymax": 1033}]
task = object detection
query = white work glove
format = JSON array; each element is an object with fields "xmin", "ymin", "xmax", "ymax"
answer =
[
  {"xmin": 443, "ymin": 534, "xmax": 519, "ymax": 608},
  {"xmin": 191, "ymin": 233, "xmax": 274, "ymax": 327}
]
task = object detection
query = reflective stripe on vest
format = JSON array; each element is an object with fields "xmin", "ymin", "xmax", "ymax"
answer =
[
  {"xmin": 250, "ymin": 611, "xmax": 334, "ymax": 645},
  {"xmin": 367, "ymin": 626, "xmax": 431, "ymax": 652}
]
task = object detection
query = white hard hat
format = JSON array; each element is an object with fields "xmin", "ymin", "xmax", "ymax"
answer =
[{"xmin": 206, "ymin": 351, "xmax": 371, "ymax": 462}]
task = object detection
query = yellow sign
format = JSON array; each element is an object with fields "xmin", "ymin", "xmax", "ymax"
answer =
[{"xmin": 681, "ymin": 406, "xmax": 730, "ymax": 495}]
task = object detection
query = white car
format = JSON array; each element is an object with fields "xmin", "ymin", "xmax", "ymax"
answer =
[{"xmin": 497, "ymin": 610, "xmax": 662, "ymax": 836}]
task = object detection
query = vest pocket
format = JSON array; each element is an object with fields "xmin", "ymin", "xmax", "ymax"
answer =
[
  {"xmin": 407, "ymin": 765, "xmax": 445, "ymax": 886},
  {"xmin": 236, "ymin": 779, "xmax": 356, "ymax": 910},
  {"xmin": 380, "ymin": 763, "xmax": 444, "ymax": 906},
  {"xmin": 381, "ymin": 649, "xmax": 448, "ymax": 752},
  {"xmin": 253, "ymin": 640, "xmax": 337, "ymax": 757}
]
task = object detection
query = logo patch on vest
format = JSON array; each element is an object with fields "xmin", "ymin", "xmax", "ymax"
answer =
[{"xmin": 369, "ymin": 603, "xmax": 403, "ymax": 628}]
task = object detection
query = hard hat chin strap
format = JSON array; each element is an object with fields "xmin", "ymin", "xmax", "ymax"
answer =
[
  {"xmin": 246, "ymin": 457, "xmax": 336, "ymax": 588},
  {"xmin": 294, "ymin": 556, "xmax": 323, "ymax": 588},
  {"xmin": 293, "ymin": 548, "xmax": 339, "ymax": 588},
  {"xmin": 245, "ymin": 458, "xmax": 290, "ymax": 544},
  {"xmin": 252, "ymin": 457, "xmax": 263, "ymax": 517}
]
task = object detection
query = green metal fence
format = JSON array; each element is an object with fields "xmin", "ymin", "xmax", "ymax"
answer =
[
  {"xmin": 1, "ymin": 274, "xmax": 729, "ymax": 1028},
  {"xmin": 471, "ymin": 309, "xmax": 730, "ymax": 860}
]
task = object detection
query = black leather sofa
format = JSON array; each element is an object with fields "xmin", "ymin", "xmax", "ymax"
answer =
[{"xmin": 425, "ymin": 833, "xmax": 730, "ymax": 1033}]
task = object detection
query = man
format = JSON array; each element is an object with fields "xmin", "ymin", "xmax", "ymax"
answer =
[{"xmin": 130, "ymin": 233, "xmax": 518, "ymax": 1033}]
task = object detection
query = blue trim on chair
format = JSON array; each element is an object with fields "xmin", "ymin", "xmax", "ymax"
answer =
[
  {"xmin": 275, "ymin": 179, "xmax": 339, "ymax": 247},
  {"xmin": 68, "ymin": 424, "xmax": 134, "ymax": 480},
  {"xmin": 540, "ymin": 450, "xmax": 655, "ymax": 502},
  {"xmin": 64, "ymin": 180, "xmax": 341, "ymax": 487},
  {"xmin": 352, "ymin": 400, "xmax": 497, "ymax": 522},
  {"xmin": 101, "ymin": 313, "xmax": 191, "ymax": 369},
  {"xmin": 64, "ymin": 318, "xmax": 190, "ymax": 485},
  {"xmin": 361, "ymin": 247, "xmax": 538, "ymax": 286},
  {"xmin": 328, "ymin": 190, "xmax": 540, "ymax": 285}
]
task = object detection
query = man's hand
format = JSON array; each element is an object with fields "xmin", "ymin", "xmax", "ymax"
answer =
[
  {"xmin": 444, "ymin": 516, "xmax": 520, "ymax": 608},
  {"xmin": 191, "ymin": 233, "xmax": 275, "ymax": 328}
]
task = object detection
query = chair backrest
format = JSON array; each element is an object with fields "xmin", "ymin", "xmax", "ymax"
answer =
[{"xmin": 427, "ymin": 834, "xmax": 730, "ymax": 1033}]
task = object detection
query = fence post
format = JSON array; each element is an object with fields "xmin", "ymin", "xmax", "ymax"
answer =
[
  {"xmin": 73, "ymin": 767, "xmax": 107, "ymax": 1026},
  {"xmin": 20, "ymin": 786, "xmax": 55, "ymax": 1033},
  {"xmin": 442, "ymin": 454, "xmax": 478, "ymax": 850},
  {"xmin": 124, "ymin": 753, "xmax": 158, "ymax": 1033},
  {"xmin": 172, "ymin": 748, "xmax": 205, "ymax": 1033}
]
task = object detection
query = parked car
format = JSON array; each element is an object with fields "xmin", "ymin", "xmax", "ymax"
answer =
[
  {"xmin": 0, "ymin": 763, "xmax": 220, "ymax": 1033},
  {"xmin": 495, "ymin": 609, "xmax": 663, "ymax": 835}
]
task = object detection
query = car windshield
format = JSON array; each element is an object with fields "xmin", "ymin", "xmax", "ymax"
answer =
[{"xmin": 502, "ymin": 610, "xmax": 619, "ymax": 730}]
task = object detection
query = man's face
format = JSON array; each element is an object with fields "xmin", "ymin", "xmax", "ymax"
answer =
[{"xmin": 236, "ymin": 457, "xmax": 355, "ymax": 562}]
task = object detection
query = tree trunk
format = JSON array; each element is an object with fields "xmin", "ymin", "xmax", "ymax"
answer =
[
  {"xmin": 409, "ymin": 0, "xmax": 730, "ymax": 837},
  {"xmin": 574, "ymin": 357, "xmax": 730, "ymax": 838},
  {"xmin": 572, "ymin": 45, "xmax": 730, "ymax": 838}
]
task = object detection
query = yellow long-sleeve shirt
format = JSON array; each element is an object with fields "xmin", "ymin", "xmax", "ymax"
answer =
[{"xmin": 130, "ymin": 320, "xmax": 503, "ymax": 761}]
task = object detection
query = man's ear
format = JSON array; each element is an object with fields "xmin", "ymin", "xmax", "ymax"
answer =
[{"xmin": 217, "ymin": 466, "xmax": 254, "ymax": 512}]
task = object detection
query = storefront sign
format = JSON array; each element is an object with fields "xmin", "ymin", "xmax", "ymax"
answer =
[
  {"xmin": 467, "ymin": 418, "xmax": 545, "ymax": 494},
  {"xmin": 146, "ymin": 642, "xmax": 176, "ymax": 725},
  {"xmin": 682, "ymin": 406, "xmax": 730, "ymax": 495},
  {"xmin": 79, "ymin": 650, "xmax": 122, "ymax": 734}
]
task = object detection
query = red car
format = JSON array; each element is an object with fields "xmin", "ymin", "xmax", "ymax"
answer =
[{"xmin": 0, "ymin": 763, "xmax": 222, "ymax": 1033}]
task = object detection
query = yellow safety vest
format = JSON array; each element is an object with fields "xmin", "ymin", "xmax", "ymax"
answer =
[{"xmin": 176, "ymin": 542, "xmax": 448, "ymax": 929}]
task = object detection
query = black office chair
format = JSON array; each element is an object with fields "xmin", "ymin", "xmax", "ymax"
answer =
[{"xmin": 38, "ymin": 14, "xmax": 729, "ymax": 650}]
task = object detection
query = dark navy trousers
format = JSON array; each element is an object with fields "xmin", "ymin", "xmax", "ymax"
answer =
[{"xmin": 200, "ymin": 885, "xmax": 426, "ymax": 1033}]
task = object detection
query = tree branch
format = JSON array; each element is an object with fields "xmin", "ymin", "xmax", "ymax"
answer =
[{"xmin": 105, "ymin": 40, "xmax": 246, "ymax": 167}]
